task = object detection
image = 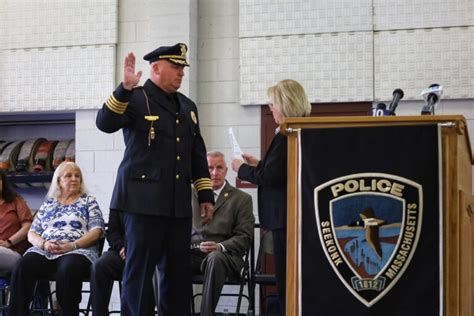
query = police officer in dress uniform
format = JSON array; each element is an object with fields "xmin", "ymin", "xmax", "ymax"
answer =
[{"xmin": 96, "ymin": 43, "xmax": 214, "ymax": 316}]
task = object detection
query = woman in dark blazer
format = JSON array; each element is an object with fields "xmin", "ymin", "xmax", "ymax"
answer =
[{"xmin": 231, "ymin": 79, "xmax": 311, "ymax": 315}]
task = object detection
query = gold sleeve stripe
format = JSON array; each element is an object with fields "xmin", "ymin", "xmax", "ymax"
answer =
[
  {"xmin": 195, "ymin": 183, "xmax": 213, "ymax": 191},
  {"xmin": 194, "ymin": 178, "xmax": 212, "ymax": 191},
  {"xmin": 106, "ymin": 95, "xmax": 128, "ymax": 115},
  {"xmin": 194, "ymin": 178, "xmax": 209, "ymax": 186}
]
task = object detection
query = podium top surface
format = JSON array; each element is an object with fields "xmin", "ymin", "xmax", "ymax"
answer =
[
  {"xmin": 281, "ymin": 114, "xmax": 467, "ymax": 128},
  {"xmin": 281, "ymin": 115, "xmax": 473, "ymax": 163}
]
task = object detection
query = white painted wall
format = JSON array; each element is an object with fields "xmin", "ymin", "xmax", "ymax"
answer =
[
  {"xmin": 239, "ymin": 0, "xmax": 474, "ymax": 103},
  {"xmin": 197, "ymin": 1, "xmax": 258, "ymax": 312}
]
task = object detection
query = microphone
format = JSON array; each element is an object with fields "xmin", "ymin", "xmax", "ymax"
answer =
[
  {"xmin": 421, "ymin": 84, "xmax": 443, "ymax": 115},
  {"xmin": 387, "ymin": 89, "xmax": 404, "ymax": 115},
  {"xmin": 369, "ymin": 103, "xmax": 391, "ymax": 116}
]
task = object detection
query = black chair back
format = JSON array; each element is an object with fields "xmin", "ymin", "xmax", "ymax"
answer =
[{"xmin": 250, "ymin": 224, "xmax": 277, "ymax": 316}]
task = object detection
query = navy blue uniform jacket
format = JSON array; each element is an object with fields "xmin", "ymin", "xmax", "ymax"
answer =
[
  {"xmin": 238, "ymin": 133, "xmax": 287, "ymax": 230},
  {"xmin": 96, "ymin": 80, "xmax": 213, "ymax": 217}
]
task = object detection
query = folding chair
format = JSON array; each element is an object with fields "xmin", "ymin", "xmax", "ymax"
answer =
[
  {"xmin": 250, "ymin": 224, "xmax": 277, "ymax": 316},
  {"xmin": 0, "ymin": 271, "xmax": 10, "ymax": 316},
  {"xmin": 191, "ymin": 248, "xmax": 252, "ymax": 316},
  {"xmin": 107, "ymin": 279, "xmax": 122, "ymax": 315}
]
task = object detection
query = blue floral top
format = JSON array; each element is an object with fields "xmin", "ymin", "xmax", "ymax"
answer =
[{"xmin": 26, "ymin": 193, "xmax": 105, "ymax": 263}]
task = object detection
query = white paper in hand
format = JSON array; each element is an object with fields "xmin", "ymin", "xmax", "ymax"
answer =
[{"xmin": 228, "ymin": 127, "xmax": 244, "ymax": 161}]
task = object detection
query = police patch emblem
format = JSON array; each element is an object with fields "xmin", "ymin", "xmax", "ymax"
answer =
[
  {"xmin": 314, "ymin": 173, "xmax": 422, "ymax": 307},
  {"xmin": 190, "ymin": 111, "xmax": 198, "ymax": 124}
]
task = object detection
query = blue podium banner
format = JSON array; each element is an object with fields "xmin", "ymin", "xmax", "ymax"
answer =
[{"xmin": 298, "ymin": 124, "xmax": 441, "ymax": 316}]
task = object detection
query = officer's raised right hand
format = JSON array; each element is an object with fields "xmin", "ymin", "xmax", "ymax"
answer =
[{"xmin": 123, "ymin": 52, "xmax": 142, "ymax": 90}]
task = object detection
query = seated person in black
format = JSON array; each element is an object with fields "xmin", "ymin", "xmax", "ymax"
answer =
[{"xmin": 90, "ymin": 210, "xmax": 156, "ymax": 316}]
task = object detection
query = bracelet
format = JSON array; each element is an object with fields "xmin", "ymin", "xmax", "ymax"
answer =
[
  {"xmin": 72, "ymin": 242, "xmax": 77, "ymax": 250},
  {"xmin": 40, "ymin": 240, "xmax": 46, "ymax": 250}
]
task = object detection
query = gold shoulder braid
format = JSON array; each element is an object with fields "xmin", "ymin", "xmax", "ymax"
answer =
[{"xmin": 140, "ymin": 89, "xmax": 159, "ymax": 146}]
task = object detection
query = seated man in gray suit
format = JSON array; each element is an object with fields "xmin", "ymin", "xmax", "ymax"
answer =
[{"xmin": 191, "ymin": 151, "xmax": 255, "ymax": 316}]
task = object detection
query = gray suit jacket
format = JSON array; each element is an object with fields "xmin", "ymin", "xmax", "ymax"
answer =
[{"xmin": 191, "ymin": 180, "xmax": 255, "ymax": 274}]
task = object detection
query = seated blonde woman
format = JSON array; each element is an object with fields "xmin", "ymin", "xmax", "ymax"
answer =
[{"xmin": 8, "ymin": 161, "xmax": 105, "ymax": 316}]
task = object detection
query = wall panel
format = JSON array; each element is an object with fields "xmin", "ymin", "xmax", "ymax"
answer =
[
  {"xmin": 240, "ymin": 32, "xmax": 373, "ymax": 105},
  {"xmin": 374, "ymin": 27, "xmax": 474, "ymax": 101},
  {"xmin": 0, "ymin": 0, "xmax": 117, "ymax": 49},
  {"xmin": 0, "ymin": 45, "xmax": 115, "ymax": 112},
  {"xmin": 240, "ymin": 0, "xmax": 373, "ymax": 37},
  {"xmin": 374, "ymin": 0, "xmax": 474, "ymax": 31}
]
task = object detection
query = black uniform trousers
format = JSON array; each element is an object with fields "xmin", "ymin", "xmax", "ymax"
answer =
[
  {"xmin": 8, "ymin": 252, "xmax": 90, "ymax": 316},
  {"xmin": 90, "ymin": 250, "xmax": 123, "ymax": 316},
  {"xmin": 90, "ymin": 250, "xmax": 157, "ymax": 316},
  {"xmin": 121, "ymin": 213, "xmax": 192, "ymax": 316}
]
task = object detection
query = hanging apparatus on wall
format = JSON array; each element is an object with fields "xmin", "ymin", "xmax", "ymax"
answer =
[
  {"xmin": 52, "ymin": 139, "xmax": 72, "ymax": 170},
  {"xmin": 64, "ymin": 140, "xmax": 75, "ymax": 163},
  {"xmin": 0, "ymin": 141, "xmax": 25, "ymax": 171},
  {"xmin": 14, "ymin": 138, "xmax": 48, "ymax": 188},
  {"xmin": 16, "ymin": 138, "xmax": 47, "ymax": 172},
  {"xmin": 0, "ymin": 141, "xmax": 12, "ymax": 157},
  {"xmin": 34, "ymin": 140, "xmax": 59, "ymax": 172}
]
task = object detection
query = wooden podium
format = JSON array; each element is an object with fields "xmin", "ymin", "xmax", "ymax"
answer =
[{"xmin": 281, "ymin": 115, "xmax": 474, "ymax": 316}]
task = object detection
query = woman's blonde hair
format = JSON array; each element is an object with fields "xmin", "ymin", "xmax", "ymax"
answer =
[
  {"xmin": 47, "ymin": 161, "xmax": 88, "ymax": 199},
  {"xmin": 267, "ymin": 79, "xmax": 311, "ymax": 118}
]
